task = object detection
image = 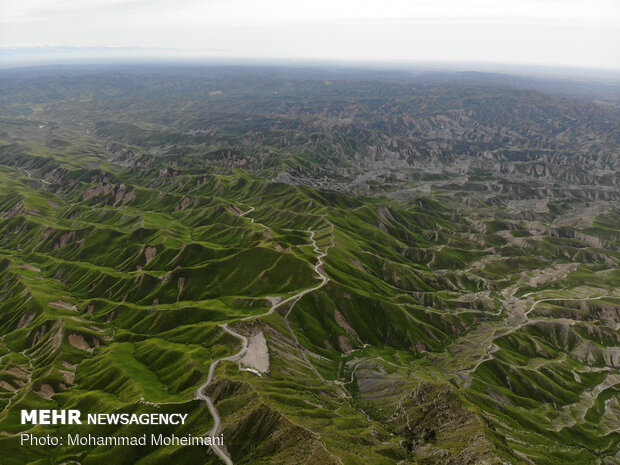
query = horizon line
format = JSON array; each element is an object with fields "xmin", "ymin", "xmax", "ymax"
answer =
[{"xmin": 1, "ymin": 48, "xmax": 620, "ymax": 78}]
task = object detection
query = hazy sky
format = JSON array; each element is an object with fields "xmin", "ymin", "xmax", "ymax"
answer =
[{"xmin": 1, "ymin": 0, "xmax": 619, "ymax": 69}]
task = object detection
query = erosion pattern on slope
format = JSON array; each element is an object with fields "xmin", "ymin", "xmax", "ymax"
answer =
[{"xmin": 0, "ymin": 66, "xmax": 618, "ymax": 465}]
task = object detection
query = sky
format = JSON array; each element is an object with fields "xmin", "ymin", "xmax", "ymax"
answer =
[{"xmin": 1, "ymin": 0, "xmax": 619, "ymax": 69}]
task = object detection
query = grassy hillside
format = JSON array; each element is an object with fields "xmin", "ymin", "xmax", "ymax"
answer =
[{"xmin": 0, "ymin": 65, "xmax": 618, "ymax": 465}]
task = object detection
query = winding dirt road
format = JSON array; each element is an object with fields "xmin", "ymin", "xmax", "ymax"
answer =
[
  {"xmin": 23, "ymin": 169, "xmax": 51, "ymax": 185},
  {"xmin": 464, "ymin": 294, "xmax": 618, "ymax": 376},
  {"xmin": 195, "ymin": 212, "xmax": 331, "ymax": 465}
]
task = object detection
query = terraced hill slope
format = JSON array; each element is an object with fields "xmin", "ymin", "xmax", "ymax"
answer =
[{"xmin": 0, "ymin": 65, "xmax": 618, "ymax": 465}]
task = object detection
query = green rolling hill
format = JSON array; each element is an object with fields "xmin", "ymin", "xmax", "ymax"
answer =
[{"xmin": 0, "ymin": 65, "xmax": 618, "ymax": 465}]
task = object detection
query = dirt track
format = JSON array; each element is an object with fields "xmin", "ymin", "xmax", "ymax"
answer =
[{"xmin": 195, "ymin": 209, "xmax": 332, "ymax": 465}]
